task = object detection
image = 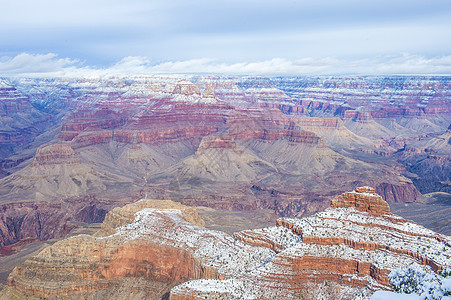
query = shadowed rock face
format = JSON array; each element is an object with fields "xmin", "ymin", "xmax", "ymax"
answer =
[
  {"xmin": 0, "ymin": 81, "xmax": 54, "ymax": 163},
  {"xmin": 1, "ymin": 189, "xmax": 449, "ymax": 300},
  {"xmin": 0, "ymin": 199, "xmax": 108, "ymax": 247}
]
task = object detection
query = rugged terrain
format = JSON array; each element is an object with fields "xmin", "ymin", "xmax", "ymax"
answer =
[
  {"xmin": 0, "ymin": 75, "xmax": 449, "ymax": 251},
  {"xmin": 1, "ymin": 187, "xmax": 449, "ymax": 299},
  {"xmin": 170, "ymin": 187, "xmax": 450, "ymax": 300}
]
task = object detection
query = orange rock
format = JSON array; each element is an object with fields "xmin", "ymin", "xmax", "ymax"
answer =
[{"xmin": 330, "ymin": 186, "xmax": 390, "ymax": 216}]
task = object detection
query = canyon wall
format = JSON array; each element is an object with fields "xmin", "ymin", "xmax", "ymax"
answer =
[{"xmin": 0, "ymin": 75, "xmax": 447, "ymax": 252}]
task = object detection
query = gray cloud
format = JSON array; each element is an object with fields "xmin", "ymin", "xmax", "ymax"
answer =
[{"xmin": 0, "ymin": 0, "xmax": 449, "ymax": 65}]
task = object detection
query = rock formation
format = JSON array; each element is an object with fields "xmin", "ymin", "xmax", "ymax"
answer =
[
  {"xmin": 170, "ymin": 187, "xmax": 450, "ymax": 299},
  {"xmin": 202, "ymin": 85, "xmax": 215, "ymax": 98},
  {"xmin": 272, "ymin": 76, "xmax": 451, "ymax": 118},
  {"xmin": 395, "ymin": 129, "xmax": 451, "ymax": 194},
  {"xmin": 0, "ymin": 198, "xmax": 108, "ymax": 248},
  {"xmin": 30, "ymin": 144, "xmax": 80, "ymax": 166},
  {"xmin": 2, "ymin": 199, "xmax": 273, "ymax": 299},
  {"xmin": 1, "ymin": 188, "xmax": 449, "ymax": 300},
  {"xmin": 0, "ymin": 143, "xmax": 135, "ymax": 247},
  {"xmin": 330, "ymin": 186, "xmax": 390, "ymax": 216},
  {"xmin": 0, "ymin": 80, "xmax": 54, "ymax": 165}
]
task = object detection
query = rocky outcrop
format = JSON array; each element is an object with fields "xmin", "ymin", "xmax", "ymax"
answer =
[
  {"xmin": 2, "ymin": 189, "xmax": 449, "ymax": 300},
  {"xmin": 170, "ymin": 188, "xmax": 450, "ymax": 300},
  {"xmin": 3, "ymin": 199, "xmax": 273, "ymax": 299},
  {"xmin": 202, "ymin": 85, "xmax": 215, "ymax": 98},
  {"xmin": 98, "ymin": 199, "xmax": 205, "ymax": 236},
  {"xmin": 233, "ymin": 226, "xmax": 299, "ymax": 252},
  {"xmin": 0, "ymin": 198, "xmax": 108, "ymax": 247},
  {"xmin": 196, "ymin": 135, "xmax": 236, "ymax": 150},
  {"xmin": 330, "ymin": 186, "xmax": 390, "ymax": 216},
  {"xmin": 172, "ymin": 83, "xmax": 202, "ymax": 96}
]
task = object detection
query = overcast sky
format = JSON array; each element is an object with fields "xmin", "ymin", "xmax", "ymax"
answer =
[{"xmin": 1, "ymin": 0, "xmax": 450, "ymax": 76}]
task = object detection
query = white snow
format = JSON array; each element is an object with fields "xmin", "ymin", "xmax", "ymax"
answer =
[{"xmin": 370, "ymin": 291, "xmax": 420, "ymax": 300}]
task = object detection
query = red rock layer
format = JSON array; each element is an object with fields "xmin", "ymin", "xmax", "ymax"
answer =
[
  {"xmin": 8, "ymin": 238, "xmax": 217, "ymax": 299},
  {"xmin": 330, "ymin": 186, "xmax": 390, "ymax": 216}
]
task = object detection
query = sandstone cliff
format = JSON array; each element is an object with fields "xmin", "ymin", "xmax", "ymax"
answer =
[{"xmin": 330, "ymin": 186, "xmax": 390, "ymax": 216}]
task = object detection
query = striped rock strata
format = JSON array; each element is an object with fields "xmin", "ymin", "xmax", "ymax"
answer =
[
  {"xmin": 171, "ymin": 187, "xmax": 450, "ymax": 300},
  {"xmin": 1, "ymin": 189, "xmax": 449, "ymax": 299}
]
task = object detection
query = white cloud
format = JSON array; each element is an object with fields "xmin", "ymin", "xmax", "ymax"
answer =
[
  {"xmin": 1, "ymin": 53, "xmax": 450, "ymax": 78},
  {"xmin": 0, "ymin": 53, "xmax": 80, "ymax": 77}
]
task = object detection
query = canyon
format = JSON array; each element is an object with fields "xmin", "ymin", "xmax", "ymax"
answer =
[{"xmin": 0, "ymin": 75, "xmax": 449, "ymax": 298}]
